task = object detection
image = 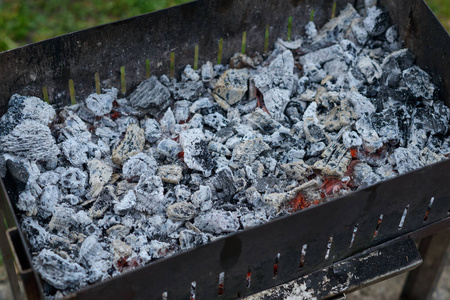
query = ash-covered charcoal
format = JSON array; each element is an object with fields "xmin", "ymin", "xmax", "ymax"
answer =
[{"xmin": 4, "ymin": 3, "xmax": 450, "ymax": 297}]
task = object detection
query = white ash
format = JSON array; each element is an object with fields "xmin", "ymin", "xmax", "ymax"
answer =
[{"xmin": 2, "ymin": 3, "xmax": 449, "ymax": 297}]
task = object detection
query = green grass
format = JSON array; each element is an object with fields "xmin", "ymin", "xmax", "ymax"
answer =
[{"xmin": 426, "ymin": 0, "xmax": 450, "ymax": 32}]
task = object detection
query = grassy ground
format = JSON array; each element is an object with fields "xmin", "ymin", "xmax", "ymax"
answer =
[{"xmin": 0, "ymin": 0, "xmax": 448, "ymax": 52}]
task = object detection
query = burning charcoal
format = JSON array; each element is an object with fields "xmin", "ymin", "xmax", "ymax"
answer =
[
  {"xmin": 342, "ymin": 131, "xmax": 363, "ymax": 148},
  {"xmin": 371, "ymin": 108, "xmax": 399, "ymax": 142},
  {"xmin": 112, "ymin": 123, "xmax": 145, "ymax": 165},
  {"xmin": 0, "ymin": 120, "xmax": 60, "ymax": 162},
  {"xmin": 313, "ymin": 143, "xmax": 352, "ymax": 178},
  {"xmin": 114, "ymin": 190, "xmax": 136, "ymax": 215},
  {"xmin": 166, "ymin": 201, "xmax": 198, "ymax": 221},
  {"xmin": 402, "ymin": 66, "xmax": 436, "ymax": 100},
  {"xmin": 231, "ymin": 138, "xmax": 270, "ymax": 167},
  {"xmin": 281, "ymin": 160, "xmax": 312, "ymax": 181},
  {"xmin": 135, "ymin": 174, "xmax": 165, "ymax": 214},
  {"xmin": 123, "ymin": 152, "xmax": 158, "ymax": 182},
  {"xmin": 106, "ymin": 225, "xmax": 131, "ymax": 240},
  {"xmin": 129, "ymin": 76, "xmax": 171, "ymax": 116},
  {"xmin": 85, "ymin": 93, "xmax": 115, "ymax": 117},
  {"xmin": 39, "ymin": 185, "xmax": 60, "ymax": 219},
  {"xmin": 305, "ymin": 21, "xmax": 317, "ymax": 40},
  {"xmin": 204, "ymin": 112, "xmax": 228, "ymax": 131},
  {"xmin": 240, "ymin": 210, "xmax": 268, "ymax": 229},
  {"xmin": 357, "ymin": 56, "xmax": 382, "ymax": 84},
  {"xmin": 194, "ymin": 209, "xmax": 240, "ymax": 234},
  {"xmin": 157, "ymin": 139, "xmax": 182, "ymax": 159},
  {"xmin": 364, "ymin": 7, "xmax": 389, "ymax": 36},
  {"xmin": 59, "ymin": 167, "xmax": 87, "ymax": 196},
  {"xmin": 48, "ymin": 205, "xmax": 77, "ymax": 234},
  {"xmin": 179, "ymin": 230, "xmax": 207, "ymax": 250},
  {"xmin": 213, "ymin": 69, "xmax": 249, "ymax": 109},
  {"xmin": 263, "ymin": 193, "xmax": 287, "ymax": 211},
  {"xmin": 21, "ymin": 217, "xmax": 49, "ymax": 251},
  {"xmin": 88, "ymin": 159, "xmax": 113, "ymax": 198},
  {"xmin": 375, "ymin": 163, "xmax": 397, "ymax": 180},
  {"xmin": 391, "ymin": 147, "xmax": 423, "ymax": 175},
  {"xmin": 158, "ymin": 165, "xmax": 183, "ymax": 184},
  {"xmin": 323, "ymin": 101, "xmax": 357, "ymax": 132},
  {"xmin": 191, "ymin": 185, "xmax": 213, "ymax": 211},
  {"xmin": 88, "ymin": 185, "xmax": 116, "ymax": 219},
  {"xmin": 419, "ymin": 147, "xmax": 445, "ymax": 165},
  {"xmin": 0, "ymin": 94, "xmax": 55, "ymax": 137},
  {"xmin": 148, "ymin": 240, "xmax": 173, "ymax": 259},
  {"xmin": 245, "ymin": 108, "xmax": 281, "ymax": 134},
  {"xmin": 346, "ymin": 89, "xmax": 376, "ymax": 117},
  {"xmin": 142, "ymin": 118, "xmax": 161, "ymax": 143},
  {"xmin": 355, "ymin": 115, "xmax": 384, "ymax": 153},
  {"xmin": 201, "ymin": 61, "xmax": 214, "ymax": 83},
  {"xmin": 180, "ymin": 128, "xmax": 215, "ymax": 176},
  {"xmin": 183, "ymin": 65, "xmax": 200, "ymax": 82},
  {"xmin": 34, "ymin": 249, "xmax": 87, "ymax": 290},
  {"xmin": 79, "ymin": 235, "xmax": 110, "ymax": 267},
  {"xmin": 352, "ymin": 163, "xmax": 381, "ymax": 188},
  {"xmin": 311, "ymin": 4, "xmax": 359, "ymax": 46}
]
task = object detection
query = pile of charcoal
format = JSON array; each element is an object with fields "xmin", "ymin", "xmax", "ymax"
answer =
[{"xmin": 0, "ymin": 3, "xmax": 449, "ymax": 298}]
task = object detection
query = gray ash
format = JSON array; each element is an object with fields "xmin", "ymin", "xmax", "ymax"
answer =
[{"xmin": 1, "ymin": 3, "xmax": 449, "ymax": 298}]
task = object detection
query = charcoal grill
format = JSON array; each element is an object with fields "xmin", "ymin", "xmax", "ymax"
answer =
[{"xmin": 0, "ymin": 0, "xmax": 449, "ymax": 299}]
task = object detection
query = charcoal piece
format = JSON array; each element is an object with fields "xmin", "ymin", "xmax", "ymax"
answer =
[
  {"xmin": 180, "ymin": 129, "xmax": 215, "ymax": 176},
  {"xmin": 357, "ymin": 56, "xmax": 382, "ymax": 84},
  {"xmin": 190, "ymin": 97, "xmax": 215, "ymax": 114},
  {"xmin": 244, "ymin": 186, "xmax": 263, "ymax": 207},
  {"xmin": 419, "ymin": 147, "xmax": 445, "ymax": 166},
  {"xmin": 73, "ymin": 210, "xmax": 92, "ymax": 226},
  {"xmin": 231, "ymin": 138, "xmax": 270, "ymax": 166},
  {"xmin": 346, "ymin": 89, "xmax": 376, "ymax": 117},
  {"xmin": 39, "ymin": 185, "xmax": 59, "ymax": 219},
  {"xmin": 59, "ymin": 167, "xmax": 87, "ymax": 196},
  {"xmin": 352, "ymin": 163, "xmax": 380, "ymax": 187},
  {"xmin": 6, "ymin": 159, "xmax": 30, "ymax": 186},
  {"xmin": 88, "ymin": 259, "xmax": 111, "ymax": 284},
  {"xmin": 323, "ymin": 58, "xmax": 349, "ymax": 81},
  {"xmin": 281, "ymin": 160, "xmax": 311, "ymax": 181},
  {"xmin": 0, "ymin": 94, "xmax": 55, "ymax": 137},
  {"xmin": 189, "ymin": 113, "xmax": 204, "ymax": 129},
  {"xmin": 213, "ymin": 69, "xmax": 249, "ymax": 108},
  {"xmin": 363, "ymin": 7, "xmax": 389, "ymax": 36},
  {"xmin": 174, "ymin": 100, "xmax": 191, "ymax": 124},
  {"xmin": 391, "ymin": 147, "xmax": 423, "ymax": 175},
  {"xmin": 300, "ymin": 44, "xmax": 344, "ymax": 66},
  {"xmin": 158, "ymin": 165, "xmax": 183, "ymax": 184},
  {"xmin": 183, "ymin": 64, "xmax": 200, "ymax": 82},
  {"xmin": 214, "ymin": 167, "xmax": 238, "ymax": 201},
  {"xmin": 34, "ymin": 249, "xmax": 87, "ymax": 290},
  {"xmin": 245, "ymin": 108, "xmax": 281, "ymax": 134},
  {"xmin": 208, "ymin": 141, "xmax": 231, "ymax": 156},
  {"xmin": 313, "ymin": 143, "xmax": 352, "ymax": 177},
  {"xmin": 289, "ymin": 179, "xmax": 322, "ymax": 201},
  {"xmin": 21, "ymin": 217, "xmax": 49, "ymax": 251},
  {"xmin": 107, "ymin": 225, "xmax": 131, "ymax": 240},
  {"xmin": 173, "ymin": 80, "xmax": 204, "ymax": 101},
  {"xmin": 135, "ymin": 174, "xmax": 165, "ymax": 214},
  {"xmin": 191, "ymin": 185, "xmax": 212, "ymax": 211},
  {"xmin": 142, "ymin": 118, "xmax": 161, "ymax": 144},
  {"xmin": 16, "ymin": 189, "xmax": 38, "ymax": 216},
  {"xmin": 157, "ymin": 139, "xmax": 182, "ymax": 159},
  {"xmin": 174, "ymin": 185, "xmax": 191, "ymax": 202},
  {"xmin": 230, "ymin": 52, "xmax": 257, "ymax": 69},
  {"xmin": 79, "ymin": 236, "xmax": 110, "ymax": 267},
  {"xmin": 342, "ymin": 131, "xmax": 363, "ymax": 148},
  {"xmin": 38, "ymin": 171, "xmax": 59, "ymax": 186},
  {"xmin": 201, "ymin": 61, "xmax": 214, "ymax": 83},
  {"xmin": 114, "ymin": 190, "xmax": 136, "ymax": 216},
  {"xmin": 48, "ymin": 205, "xmax": 77, "ymax": 234},
  {"xmin": 123, "ymin": 152, "xmax": 158, "ymax": 182},
  {"xmin": 194, "ymin": 209, "xmax": 240, "ymax": 234},
  {"xmin": 204, "ymin": 112, "xmax": 228, "ymax": 130},
  {"xmin": 371, "ymin": 108, "xmax": 399, "ymax": 142},
  {"xmin": 61, "ymin": 137, "xmax": 90, "ymax": 167},
  {"xmin": 402, "ymin": 66, "xmax": 436, "ymax": 100},
  {"xmin": 179, "ymin": 230, "xmax": 207, "ymax": 250},
  {"xmin": 115, "ymin": 116, "xmax": 139, "ymax": 134},
  {"xmin": 85, "ymin": 93, "xmax": 115, "ymax": 117},
  {"xmin": 1, "ymin": 120, "xmax": 60, "ymax": 162},
  {"xmin": 355, "ymin": 115, "xmax": 384, "ymax": 153},
  {"xmin": 302, "ymin": 62, "xmax": 327, "ymax": 83},
  {"xmin": 305, "ymin": 21, "xmax": 317, "ymax": 40},
  {"xmin": 129, "ymin": 76, "xmax": 171, "ymax": 115},
  {"xmin": 0, "ymin": 155, "xmax": 5, "ymax": 178},
  {"xmin": 240, "ymin": 209, "xmax": 268, "ymax": 230},
  {"xmin": 263, "ymin": 193, "xmax": 287, "ymax": 211},
  {"xmin": 431, "ymin": 101, "xmax": 450, "ymax": 135},
  {"xmin": 281, "ymin": 149, "xmax": 306, "ymax": 163},
  {"xmin": 348, "ymin": 18, "xmax": 369, "ymax": 45},
  {"xmin": 385, "ymin": 25, "xmax": 401, "ymax": 51},
  {"xmin": 88, "ymin": 159, "xmax": 113, "ymax": 198},
  {"xmin": 148, "ymin": 240, "xmax": 173, "ymax": 259},
  {"xmin": 166, "ymin": 201, "xmax": 198, "ymax": 221},
  {"xmin": 304, "ymin": 122, "xmax": 329, "ymax": 144},
  {"xmin": 307, "ymin": 142, "xmax": 326, "ymax": 157},
  {"xmin": 88, "ymin": 185, "xmax": 116, "ymax": 219},
  {"xmin": 311, "ymin": 4, "xmax": 359, "ymax": 47},
  {"xmin": 112, "ymin": 123, "xmax": 145, "ymax": 166},
  {"xmin": 375, "ymin": 163, "xmax": 397, "ymax": 181},
  {"xmin": 323, "ymin": 101, "xmax": 357, "ymax": 132},
  {"xmin": 160, "ymin": 107, "xmax": 176, "ymax": 135}
]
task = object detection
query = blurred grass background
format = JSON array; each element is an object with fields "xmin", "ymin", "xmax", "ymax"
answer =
[{"xmin": 0, "ymin": 0, "xmax": 448, "ymax": 53}]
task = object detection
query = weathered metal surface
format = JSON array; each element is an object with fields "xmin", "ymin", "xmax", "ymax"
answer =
[
  {"xmin": 243, "ymin": 238, "xmax": 422, "ymax": 299},
  {"xmin": 0, "ymin": 0, "xmax": 449, "ymax": 299}
]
